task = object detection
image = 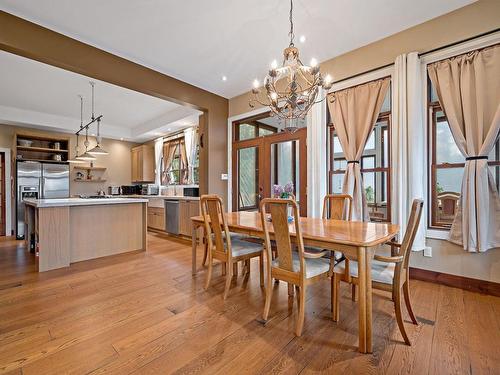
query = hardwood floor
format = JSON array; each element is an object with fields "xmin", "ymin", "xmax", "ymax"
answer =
[{"xmin": 0, "ymin": 233, "xmax": 499, "ymax": 374}]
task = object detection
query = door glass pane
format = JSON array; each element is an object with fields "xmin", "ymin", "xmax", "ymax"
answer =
[
  {"xmin": 271, "ymin": 140, "xmax": 299, "ymax": 201},
  {"xmin": 436, "ymin": 114, "xmax": 464, "ymax": 164},
  {"xmin": 238, "ymin": 147, "xmax": 258, "ymax": 209},
  {"xmin": 331, "ymin": 174, "xmax": 343, "ymax": 194},
  {"xmin": 238, "ymin": 123, "xmax": 256, "ymax": 141}
]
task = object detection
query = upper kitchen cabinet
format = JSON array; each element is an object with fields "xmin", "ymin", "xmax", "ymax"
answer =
[{"xmin": 131, "ymin": 145, "xmax": 155, "ymax": 183}]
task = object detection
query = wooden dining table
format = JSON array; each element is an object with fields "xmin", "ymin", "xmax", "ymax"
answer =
[{"xmin": 191, "ymin": 211, "xmax": 399, "ymax": 354}]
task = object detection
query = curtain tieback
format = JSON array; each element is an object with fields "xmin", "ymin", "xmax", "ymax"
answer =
[
  {"xmin": 465, "ymin": 156, "xmax": 488, "ymax": 161},
  {"xmin": 347, "ymin": 160, "xmax": 360, "ymax": 164}
]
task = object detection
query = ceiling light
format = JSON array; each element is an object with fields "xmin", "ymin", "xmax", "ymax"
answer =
[
  {"xmin": 222, "ymin": 76, "xmax": 227, "ymax": 81},
  {"xmin": 250, "ymin": 0, "xmax": 332, "ymax": 132},
  {"xmin": 299, "ymin": 35, "xmax": 306, "ymax": 43},
  {"xmin": 76, "ymin": 151, "xmax": 96, "ymax": 161},
  {"xmin": 120, "ymin": 137, "xmax": 124, "ymax": 141}
]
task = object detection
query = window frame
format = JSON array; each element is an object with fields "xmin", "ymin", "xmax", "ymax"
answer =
[
  {"xmin": 328, "ymin": 111, "xmax": 392, "ymax": 222},
  {"xmin": 162, "ymin": 137, "xmax": 187, "ymax": 185},
  {"xmin": 233, "ymin": 112, "xmax": 278, "ymax": 142},
  {"xmin": 428, "ymin": 100, "xmax": 500, "ymax": 229}
]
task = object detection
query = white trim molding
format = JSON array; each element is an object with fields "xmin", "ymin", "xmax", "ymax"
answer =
[{"xmin": 0, "ymin": 148, "xmax": 12, "ymax": 236}]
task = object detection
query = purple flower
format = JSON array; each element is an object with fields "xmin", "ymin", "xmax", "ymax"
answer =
[
  {"xmin": 273, "ymin": 184, "xmax": 284, "ymax": 196},
  {"xmin": 284, "ymin": 182, "xmax": 294, "ymax": 194}
]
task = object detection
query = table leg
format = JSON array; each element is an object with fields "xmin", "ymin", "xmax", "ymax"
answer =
[
  {"xmin": 365, "ymin": 247, "xmax": 373, "ymax": 353},
  {"xmin": 191, "ymin": 224, "xmax": 198, "ymax": 276},
  {"xmin": 357, "ymin": 246, "xmax": 367, "ymax": 353}
]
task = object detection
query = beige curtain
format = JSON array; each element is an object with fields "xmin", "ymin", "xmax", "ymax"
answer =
[
  {"xmin": 179, "ymin": 139, "xmax": 188, "ymax": 184},
  {"xmin": 162, "ymin": 141, "xmax": 177, "ymax": 185},
  {"xmin": 428, "ymin": 45, "xmax": 500, "ymax": 252},
  {"xmin": 327, "ymin": 78, "xmax": 390, "ymax": 221}
]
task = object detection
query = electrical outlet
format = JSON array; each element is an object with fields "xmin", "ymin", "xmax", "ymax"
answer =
[
  {"xmin": 423, "ymin": 247, "xmax": 432, "ymax": 257},
  {"xmin": 221, "ymin": 173, "xmax": 228, "ymax": 180}
]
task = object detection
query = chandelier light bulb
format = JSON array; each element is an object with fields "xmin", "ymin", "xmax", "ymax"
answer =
[
  {"xmin": 310, "ymin": 58, "xmax": 318, "ymax": 68},
  {"xmin": 253, "ymin": 79, "xmax": 260, "ymax": 89},
  {"xmin": 271, "ymin": 59, "xmax": 278, "ymax": 69},
  {"xmin": 325, "ymin": 74, "xmax": 332, "ymax": 84},
  {"xmin": 270, "ymin": 92, "xmax": 278, "ymax": 101}
]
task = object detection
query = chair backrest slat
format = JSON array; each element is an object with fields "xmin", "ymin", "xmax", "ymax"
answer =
[
  {"xmin": 322, "ymin": 194, "xmax": 353, "ymax": 220},
  {"xmin": 260, "ymin": 198, "xmax": 305, "ymax": 275},
  {"xmin": 401, "ymin": 199, "xmax": 424, "ymax": 269}
]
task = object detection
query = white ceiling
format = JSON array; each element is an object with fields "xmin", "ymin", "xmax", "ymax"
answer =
[
  {"xmin": 0, "ymin": 51, "xmax": 201, "ymax": 141},
  {"xmin": 0, "ymin": 0, "xmax": 474, "ymax": 99}
]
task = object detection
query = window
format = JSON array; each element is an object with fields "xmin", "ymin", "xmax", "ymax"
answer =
[
  {"xmin": 234, "ymin": 115, "xmax": 278, "ymax": 141},
  {"xmin": 162, "ymin": 138, "xmax": 187, "ymax": 185},
  {"xmin": 328, "ymin": 85, "xmax": 391, "ymax": 222},
  {"xmin": 428, "ymin": 79, "xmax": 500, "ymax": 229}
]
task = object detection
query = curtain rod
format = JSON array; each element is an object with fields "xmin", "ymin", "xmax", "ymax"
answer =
[
  {"xmin": 418, "ymin": 28, "xmax": 500, "ymax": 58},
  {"xmin": 330, "ymin": 28, "xmax": 499, "ymax": 86}
]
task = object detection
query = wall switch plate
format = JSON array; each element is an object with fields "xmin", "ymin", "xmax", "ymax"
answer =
[
  {"xmin": 423, "ymin": 247, "xmax": 432, "ymax": 257},
  {"xmin": 221, "ymin": 173, "xmax": 228, "ymax": 180}
]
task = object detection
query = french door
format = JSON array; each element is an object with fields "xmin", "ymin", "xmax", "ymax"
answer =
[{"xmin": 232, "ymin": 128, "xmax": 307, "ymax": 216}]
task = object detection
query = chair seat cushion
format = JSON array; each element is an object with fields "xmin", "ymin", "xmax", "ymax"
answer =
[
  {"xmin": 272, "ymin": 252, "xmax": 330, "ymax": 279},
  {"xmin": 334, "ymin": 258, "xmax": 395, "ymax": 284},
  {"xmin": 230, "ymin": 238, "xmax": 263, "ymax": 258}
]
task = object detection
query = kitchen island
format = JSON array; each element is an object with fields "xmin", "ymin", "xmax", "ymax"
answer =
[{"xmin": 24, "ymin": 197, "xmax": 148, "ymax": 272}]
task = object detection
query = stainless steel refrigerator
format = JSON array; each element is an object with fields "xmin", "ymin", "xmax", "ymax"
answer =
[{"xmin": 16, "ymin": 160, "xmax": 69, "ymax": 239}]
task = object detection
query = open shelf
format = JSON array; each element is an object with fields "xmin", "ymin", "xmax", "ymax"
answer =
[
  {"xmin": 73, "ymin": 166, "xmax": 106, "ymax": 171},
  {"xmin": 17, "ymin": 146, "xmax": 68, "ymax": 153},
  {"xmin": 74, "ymin": 179, "xmax": 107, "ymax": 183},
  {"xmin": 16, "ymin": 158, "xmax": 69, "ymax": 164}
]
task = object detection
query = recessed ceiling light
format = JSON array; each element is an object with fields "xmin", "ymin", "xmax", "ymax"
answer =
[
  {"xmin": 91, "ymin": 133, "xmax": 96, "ymax": 137},
  {"xmin": 222, "ymin": 75, "xmax": 227, "ymax": 81},
  {"xmin": 167, "ymin": 128, "xmax": 172, "ymax": 131},
  {"xmin": 299, "ymin": 35, "xmax": 306, "ymax": 43},
  {"xmin": 120, "ymin": 137, "xmax": 124, "ymax": 141}
]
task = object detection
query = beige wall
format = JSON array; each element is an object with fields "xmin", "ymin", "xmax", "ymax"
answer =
[
  {"xmin": 0, "ymin": 124, "xmax": 138, "ymax": 233},
  {"xmin": 228, "ymin": 0, "xmax": 500, "ymax": 283},
  {"xmin": 229, "ymin": 0, "xmax": 500, "ymax": 117}
]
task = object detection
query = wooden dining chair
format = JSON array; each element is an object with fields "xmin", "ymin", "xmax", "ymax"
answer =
[
  {"xmin": 201, "ymin": 195, "xmax": 264, "ymax": 299},
  {"xmin": 322, "ymin": 194, "xmax": 353, "ymax": 221},
  {"xmin": 260, "ymin": 198, "xmax": 333, "ymax": 336},
  {"xmin": 331, "ymin": 199, "xmax": 423, "ymax": 345}
]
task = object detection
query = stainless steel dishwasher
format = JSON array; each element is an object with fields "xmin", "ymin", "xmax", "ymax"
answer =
[{"xmin": 165, "ymin": 200, "xmax": 179, "ymax": 234}]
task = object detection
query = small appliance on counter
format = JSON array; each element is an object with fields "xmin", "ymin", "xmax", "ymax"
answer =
[
  {"xmin": 121, "ymin": 185, "xmax": 141, "ymax": 195},
  {"xmin": 183, "ymin": 187, "xmax": 199, "ymax": 197},
  {"xmin": 108, "ymin": 186, "xmax": 122, "ymax": 195},
  {"xmin": 141, "ymin": 184, "xmax": 159, "ymax": 196}
]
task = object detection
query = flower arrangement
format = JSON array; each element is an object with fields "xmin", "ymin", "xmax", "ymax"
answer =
[{"xmin": 273, "ymin": 182, "xmax": 294, "ymax": 199}]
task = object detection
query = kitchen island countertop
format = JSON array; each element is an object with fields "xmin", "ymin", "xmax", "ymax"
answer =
[{"xmin": 24, "ymin": 197, "xmax": 149, "ymax": 208}]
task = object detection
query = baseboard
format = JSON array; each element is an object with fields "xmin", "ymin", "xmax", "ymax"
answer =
[{"xmin": 409, "ymin": 267, "xmax": 500, "ymax": 297}]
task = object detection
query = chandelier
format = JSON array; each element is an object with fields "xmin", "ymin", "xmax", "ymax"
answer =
[{"xmin": 250, "ymin": 0, "xmax": 333, "ymax": 132}]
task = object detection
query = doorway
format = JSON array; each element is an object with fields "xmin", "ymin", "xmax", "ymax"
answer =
[
  {"xmin": 0, "ymin": 152, "xmax": 5, "ymax": 236},
  {"xmin": 232, "ymin": 113, "xmax": 307, "ymax": 216}
]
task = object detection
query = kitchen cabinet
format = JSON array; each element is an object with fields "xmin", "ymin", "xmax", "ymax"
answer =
[
  {"xmin": 131, "ymin": 145, "xmax": 154, "ymax": 183},
  {"xmin": 178, "ymin": 200, "xmax": 200, "ymax": 236},
  {"xmin": 147, "ymin": 207, "xmax": 165, "ymax": 231}
]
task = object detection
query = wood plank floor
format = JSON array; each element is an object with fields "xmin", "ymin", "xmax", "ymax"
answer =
[{"xmin": 0, "ymin": 233, "xmax": 499, "ymax": 374}]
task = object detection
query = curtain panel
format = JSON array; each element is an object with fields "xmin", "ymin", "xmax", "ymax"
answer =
[
  {"xmin": 179, "ymin": 139, "xmax": 188, "ymax": 184},
  {"xmin": 393, "ymin": 53, "xmax": 427, "ymax": 251},
  {"xmin": 184, "ymin": 127, "xmax": 199, "ymax": 185},
  {"xmin": 327, "ymin": 78, "xmax": 390, "ymax": 221},
  {"xmin": 162, "ymin": 141, "xmax": 177, "ymax": 185},
  {"xmin": 154, "ymin": 138, "xmax": 164, "ymax": 186},
  {"xmin": 428, "ymin": 44, "xmax": 500, "ymax": 252}
]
